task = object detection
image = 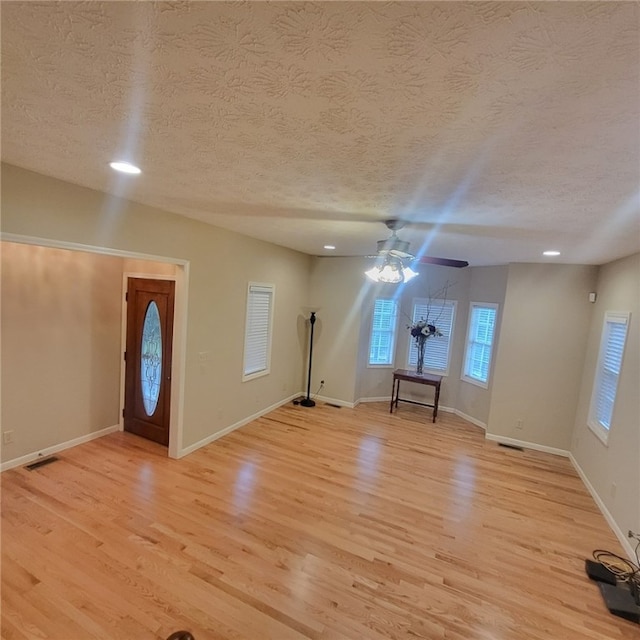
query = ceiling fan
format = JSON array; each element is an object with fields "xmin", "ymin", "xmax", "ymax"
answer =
[{"xmin": 365, "ymin": 219, "xmax": 468, "ymax": 283}]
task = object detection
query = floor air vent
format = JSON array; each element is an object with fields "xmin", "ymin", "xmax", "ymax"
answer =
[
  {"xmin": 498, "ymin": 443, "xmax": 524, "ymax": 452},
  {"xmin": 25, "ymin": 456, "xmax": 59, "ymax": 471}
]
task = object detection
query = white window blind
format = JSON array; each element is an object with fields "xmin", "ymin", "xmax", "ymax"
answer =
[
  {"xmin": 588, "ymin": 312, "xmax": 629, "ymax": 441},
  {"xmin": 407, "ymin": 299, "xmax": 456, "ymax": 374},
  {"xmin": 243, "ymin": 283, "xmax": 274, "ymax": 380},
  {"xmin": 462, "ymin": 303, "xmax": 498, "ymax": 386},
  {"xmin": 369, "ymin": 298, "xmax": 398, "ymax": 366}
]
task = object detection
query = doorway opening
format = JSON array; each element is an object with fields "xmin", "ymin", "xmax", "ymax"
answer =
[{"xmin": 2, "ymin": 233, "xmax": 188, "ymax": 460}]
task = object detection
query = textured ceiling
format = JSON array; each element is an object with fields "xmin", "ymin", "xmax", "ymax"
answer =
[{"xmin": 2, "ymin": 1, "xmax": 639, "ymax": 266}]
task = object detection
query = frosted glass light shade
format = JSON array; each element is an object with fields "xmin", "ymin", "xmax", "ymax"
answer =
[{"xmin": 365, "ymin": 259, "xmax": 419, "ymax": 284}]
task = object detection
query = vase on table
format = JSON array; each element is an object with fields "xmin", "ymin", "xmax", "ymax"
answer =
[{"xmin": 416, "ymin": 338, "xmax": 426, "ymax": 375}]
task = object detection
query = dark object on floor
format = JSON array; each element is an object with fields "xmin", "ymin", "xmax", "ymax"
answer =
[
  {"xmin": 25, "ymin": 456, "xmax": 59, "ymax": 471},
  {"xmin": 166, "ymin": 632, "xmax": 195, "ymax": 640},
  {"xmin": 585, "ymin": 559, "xmax": 617, "ymax": 585},
  {"xmin": 597, "ymin": 582, "xmax": 640, "ymax": 623},
  {"xmin": 498, "ymin": 442, "xmax": 523, "ymax": 451},
  {"xmin": 300, "ymin": 311, "xmax": 317, "ymax": 407}
]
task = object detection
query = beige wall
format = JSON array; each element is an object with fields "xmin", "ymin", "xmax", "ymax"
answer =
[
  {"xmin": 1, "ymin": 242, "xmax": 123, "ymax": 461},
  {"xmin": 123, "ymin": 258, "xmax": 177, "ymax": 277},
  {"xmin": 1, "ymin": 164, "xmax": 311, "ymax": 457},
  {"xmin": 571, "ymin": 253, "xmax": 639, "ymax": 535},
  {"xmin": 308, "ymin": 257, "xmax": 369, "ymax": 405},
  {"xmin": 488, "ymin": 263, "xmax": 598, "ymax": 450},
  {"xmin": 456, "ymin": 265, "xmax": 508, "ymax": 425}
]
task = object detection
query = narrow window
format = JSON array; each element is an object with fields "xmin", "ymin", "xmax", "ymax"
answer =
[
  {"xmin": 242, "ymin": 283, "xmax": 274, "ymax": 380},
  {"xmin": 369, "ymin": 298, "xmax": 398, "ymax": 366},
  {"xmin": 407, "ymin": 299, "xmax": 456, "ymax": 375},
  {"xmin": 588, "ymin": 312, "xmax": 630, "ymax": 444},
  {"xmin": 462, "ymin": 303, "xmax": 498, "ymax": 387},
  {"xmin": 141, "ymin": 301, "xmax": 162, "ymax": 415}
]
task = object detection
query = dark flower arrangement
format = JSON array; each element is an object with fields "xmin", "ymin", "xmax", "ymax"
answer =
[
  {"xmin": 409, "ymin": 319, "xmax": 442, "ymax": 342},
  {"xmin": 408, "ymin": 319, "xmax": 442, "ymax": 374},
  {"xmin": 404, "ymin": 281, "xmax": 451, "ymax": 374}
]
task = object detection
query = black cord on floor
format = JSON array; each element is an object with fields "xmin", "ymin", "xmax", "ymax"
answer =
[
  {"xmin": 593, "ymin": 549, "xmax": 638, "ymax": 581},
  {"xmin": 592, "ymin": 538, "xmax": 640, "ymax": 602}
]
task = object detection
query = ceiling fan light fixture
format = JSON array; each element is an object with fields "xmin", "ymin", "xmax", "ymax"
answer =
[
  {"xmin": 402, "ymin": 266, "xmax": 419, "ymax": 282},
  {"xmin": 365, "ymin": 257, "xmax": 419, "ymax": 284},
  {"xmin": 378, "ymin": 260, "xmax": 403, "ymax": 283}
]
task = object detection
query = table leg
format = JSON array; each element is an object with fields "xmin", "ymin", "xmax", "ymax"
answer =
[
  {"xmin": 433, "ymin": 382, "xmax": 441, "ymax": 423},
  {"xmin": 389, "ymin": 378, "xmax": 395, "ymax": 413}
]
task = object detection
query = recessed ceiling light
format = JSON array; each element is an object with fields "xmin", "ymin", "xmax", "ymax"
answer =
[
  {"xmin": 543, "ymin": 250, "xmax": 561, "ymax": 256},
  {"xmin": 324, "ymin": 245, "xmax": 336, "ymax": 250},
  {"xmin": 109, "ymin": 161, "xmax": 141, "ymax": 175}
]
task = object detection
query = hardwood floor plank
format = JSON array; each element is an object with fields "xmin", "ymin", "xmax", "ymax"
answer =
[{"xmin": 2, "ymin": 403, "xmax": 637, "ymax": 639}]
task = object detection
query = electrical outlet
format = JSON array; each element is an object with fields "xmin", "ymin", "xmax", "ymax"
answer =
[
  {"xmin": 3, "ymin": 431, "xmax": 13, "ymax": 444},
  {"xmin": 610, "ymin": 482, "xmax": 617, "ymax": 499},
  {"xmin": 516, "ymin": 419, "xmax": 523, "ymax": 430},
  {"xmin": 320, "ymin": 380, "xmax": 325, "ymax": 385}
]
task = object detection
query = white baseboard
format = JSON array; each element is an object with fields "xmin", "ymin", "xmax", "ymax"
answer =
[
  {"xmin": 355, "ymin": 398, "xmax": 459, "ymax": 412},
  {"xmin": 569, "ymin": 454, "xmax": 635, "ymax": 561},
  {"xmin": 356, "ymin": 398, "xmax": 458, "ymax": 411},
  {"xmin": 313, "ymin": 394, "xmax": 357, "ymax": 409},
  {"xmin": 357, "ymin": 396, "xmax": 390, "ymax": 404},
  {"xmin": 453, "ymin": 409, "xmax": 487, "ymax": 430},
  {"xmin": 1, "ymin": 424, "xmax": 120, "ymax": 472},
  {"xmin": 485, "ymin": 433, "xmax": 570, "ymax": 458},
  {"xmin": 177, "ymin": 393, "xmax": 301, "ymax": 458},
  {"xmin": 354, "ymin": 398, "xmax": 488, "ymax": 432}
]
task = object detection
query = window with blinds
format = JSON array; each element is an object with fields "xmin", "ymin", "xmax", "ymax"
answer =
[
  {"xmin": 242, "ymin": 283, "xmax": 274, "ymax": 380},
  {"xmin": 462, "ymin": 303, "xmax": 498, "ymax": 387},
  {"xmin": 407, "ymin": 299, "xmax": 456, "ymax": 374},
  {"xmin": 369, "ymin": 298, "xmax": 398, "ymax": 366},
  {"xmin": 588, "ymin": 311, "xmax": 630, "ymax": 443}
]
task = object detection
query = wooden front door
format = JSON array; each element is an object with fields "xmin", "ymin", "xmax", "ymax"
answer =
[{"xmin": 124, "ymin": 278, "xmax": 175, "ymax": 446}]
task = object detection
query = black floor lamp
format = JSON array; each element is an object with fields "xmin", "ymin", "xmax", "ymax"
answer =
[{"xmin": 300, "ymin": 311, "xmax": 316, "ymax": 407}]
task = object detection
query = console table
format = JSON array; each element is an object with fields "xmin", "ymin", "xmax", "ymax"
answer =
[{"xmin": 390, "ymin": 369, "xmax": 442, "ymax": 423}]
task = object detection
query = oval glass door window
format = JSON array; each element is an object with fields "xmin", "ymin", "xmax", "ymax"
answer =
[{"xmin": 141, "ymin": 301, "xmax": 162, "ymax": 416}]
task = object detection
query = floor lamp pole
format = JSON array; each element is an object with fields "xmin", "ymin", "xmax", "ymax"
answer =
[{"xmin": 300, "ymin": 311, "xmax": 316, "ymax": 407}]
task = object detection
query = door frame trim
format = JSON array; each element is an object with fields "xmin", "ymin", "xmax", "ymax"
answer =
[{"xmin": 1, "ymin": 233, "xmax": 188, "ymax": 459}]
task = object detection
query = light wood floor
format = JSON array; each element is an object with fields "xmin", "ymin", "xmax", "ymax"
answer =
[{"xmin": 1, "ymin": 403, "xmax": 637, "ymax": 639}]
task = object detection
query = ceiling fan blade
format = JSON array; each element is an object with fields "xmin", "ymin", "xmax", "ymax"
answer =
[
  {"xmin": 415, "ymin": 256, "xmax": 469, "ymax": 268},
  {"xmin": 364, "ymin": 219, "xmax": 470, "ymax": 268}
]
